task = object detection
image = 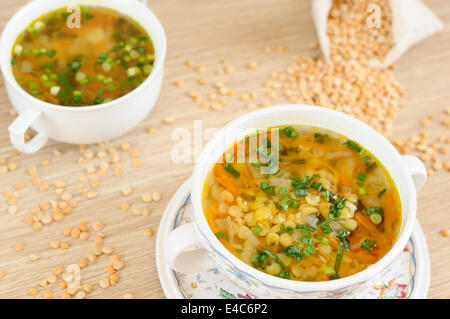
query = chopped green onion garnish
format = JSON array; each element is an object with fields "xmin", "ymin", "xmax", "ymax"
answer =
[
  {"xmin": 302, "ymin": 245, "xmax": 316, "ymax": 257},
  {"xmin": 378, "ymin": 188, "xmax": 387, "ymax": 198},
  {"xmin": 366, "ymin": 207, "xmax": 384, "ymax": 215},
  {"xmin": 260, "ymin": 181, "xmax": 275, "ymax": 196},
  {"xmin": 356, "ymin": 172, "xmax": 367, "ymax": 186},
  {"xmin": 361, "ymin": 239, "xmax": 377, "ymax": 252},
  {"xmin": 252, "ymin": 224, "xmax": 263, "ymax": 235},
  {"xmin": 279, "ymin": 271, "xmax": 290, "ymax": 279},
  {"xmin": 369, "ymin": 213, "xmax": 382, "ymax": 225},
  {"xmin": 320, "ymin": 220, "xmax": 333, "ymax": 235},
  {"xmin": 224, "ymin": 163, "xmax": 240, "ymax": 178},
  {"xmin": 296, "ymin": 224, "xmax": 316, "ymax": 232},
  {"xmin": 215, "ymin": 231, "xmax": 228, "ymax": 240},
  {"xmin": 344, "ymin": 140, "xmax": 362, "ymax": 153},
  {"xmin": 282, "ymin": 126, "xmax": 299, "ymax": 138}
]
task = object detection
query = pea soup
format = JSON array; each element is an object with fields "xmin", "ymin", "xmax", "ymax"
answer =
[
  {"xmin": 11, "ymin": 6, "xmax": 155, "ymax": 106},
  {"xmin": 203, "ymin": 125, "xmax": 401, "ymax": 281}
]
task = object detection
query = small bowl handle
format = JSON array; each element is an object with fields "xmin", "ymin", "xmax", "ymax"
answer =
[
  {"xmin": 401, "ymin": 155, "xmax": 427, "ymax": 191},
  {"xmin": 8, "ymin": 109, "xmax": 49, "ymax": 153},
  {"xmin": 164, "ymin": 222, "xmax": 216, "ymax": 273}
]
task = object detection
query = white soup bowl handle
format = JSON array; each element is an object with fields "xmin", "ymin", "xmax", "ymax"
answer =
[{"xmin": 165, "ymin": 223, "xmax": 216, "ymax": 273}]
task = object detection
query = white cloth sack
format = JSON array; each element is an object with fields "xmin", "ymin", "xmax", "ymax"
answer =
[{"xmin": 311, "ymin": 0, "xmax": 443, "ymax": 68}]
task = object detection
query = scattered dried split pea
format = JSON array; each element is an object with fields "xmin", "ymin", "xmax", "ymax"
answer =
[
  {"xmin": 113, "ymin": 260, "xmax": 124, "ymax": 271},
  {"xmin": 27, "ymin": 166, "xmax": 37, "ymax": 175},
  {"xmin": 93, "ymin": 247, "xmax": 103, "ymax": 256},
  {"xmin": 441, "ymin": 229, "xmax": 450, "ymax": 237},
  {"xmin": 75, "ymin": 291, "xmax": 86, "ymax": 299},
  {"xmin": 80, "ymin": 232, "xmax": 90, "ymax": 240},
  {"xmin": 67, "ymin": 287, "xmax": 78, "ymax": 295},
  {"xmin": 131, "ymin": 149, "xmax": 141, "ymax": 158},
  {"xmin": 28, "ymin": 287, "xmax": 38, "ymax": 296},
  {"xmin": 15, "ymin": 182, "xmax": 24, "ymax": 190},
  {"xmin": 29, "ymin": 254, "xmax": 39, "ymax": 262},
  {"xmin": 163, "ymin": 116, "xmax": 175, "ymax": 124},
  {"xmin": 248, "ymin": 61, "xmax": 259, "ymax": 70},
  {"xmin": 119, "ymin": 143, "xmax": 130, "ymax": 152},
  {"xmin": 53, "ymin": 267, "xmax": 62, "ymax": 276},
  {"xmin": 13, "ymin": 242, "xmax": 24, "ymax": 251},
  {"xmin": 93, "ymin": 222, "xmax": 103, "ymax": 231},
  {"xmin": 99, "ymin": 278, "xmax": 110, "ymax": 288},
  {"xmin": 148, "ymin": 127, "xmax": 158, "ymax": 134},
  {"xmin": 107, "ymin": 265, "xmax": 116, "ymax": 274},
  {"xmin": 50, "ymin": 240, "xmax": 60, "ymax": 249},
  {"xmin": 145, "ymin": 228, "xmax": 155, "ymax": 237},
  {"xmin": 71, "ymin": 229, "xmax": 80, "ymax": 238},
  {"xmin": 152, "ymin": 192, "xmax": 162, "ymax": 202},
  {"xmin": 78, "ymin": 258, "xmax": 88, "ymax": 269},
  {"xmin": 83, "ymin": 284, "xmax": 93, "ymax": 294},
  {"xmin": 110, "ymin": 273, "xmax": 120, "ymax": 285},
  {"xmin": 142, "ymin": 193, "xmax": 152, "ymax": 203},
  {"xmin": 46, "ymin": 274, "xmax": 57, "ymax": 284},
  {"xmin": 86, "ymin": 190, "xmax": 98, "ymax": 199},
  {"xmin": 54, "ymin": 181, "xmax": 66, "ymax": 188},
  {"xmin": 63, "ymin": 227, "xmax": 72, "ymax": 236},
  {"xmin": 61, "ymin": 292, "xmax": 71, "ymax": 299},
  {"xmin": 102, "ymin": 246, "xmax": 114, "ymax": 255},
  {"xmin": 94, "ymin": 236, "xmax": 104, "ymax": 245},
  {"xmin": 0, "ymin": 269, "xmax": 5, "ymax": 277},
  {"xmin": 121, "ymin": 202, "xmax": 130, "ymax": 211},
  {"xmin": 88, "ymin": 254, "xmax": 97, "ymax": 263},
  {"xmin": 133, "ymin": 160, "xmax": 142, "ymax": 168},
  {"xmin": 121, "ymin": 187, "xmax": 133, "ymax": 196}
]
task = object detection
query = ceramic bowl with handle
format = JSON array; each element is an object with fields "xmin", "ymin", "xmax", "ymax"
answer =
[
  {"xmin": 0, "ymin": 0, "xmax": 166, "ymax": 153},
  {"xmin": 165, "ymin": 104, "xmax": 427, "ymax": 298}
]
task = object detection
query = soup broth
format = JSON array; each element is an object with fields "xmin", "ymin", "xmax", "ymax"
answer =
[
  {"xmin": 203, "ymin": 125, "xmax": 401, "ymax": 281},
  {"xmin": 11, "ymin": 6, "xmax": 155, "ymax": 106}
]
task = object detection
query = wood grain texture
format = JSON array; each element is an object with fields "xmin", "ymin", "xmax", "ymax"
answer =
[{"xmin": 0, "ymin": 0, "xmax": 449, "ymax": 299}]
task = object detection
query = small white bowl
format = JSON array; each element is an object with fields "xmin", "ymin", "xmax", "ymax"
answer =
[
  {"xmin": 0, "ymin": 0, "xmax": 166, "ymax": 153},
  {"xmin": 165, "ymin": 104, "xmax": 427, "ymax": 298}
]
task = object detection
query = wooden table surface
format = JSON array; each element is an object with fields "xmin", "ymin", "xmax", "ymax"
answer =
[{"xmin": 0, "ymin": 0, "xmax": 449, "ymax": 299}]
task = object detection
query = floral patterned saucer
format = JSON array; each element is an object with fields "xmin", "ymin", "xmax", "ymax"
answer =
[{"xmin": 155, "ymin": 179, "xmax": 430, "ymax": 299}]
